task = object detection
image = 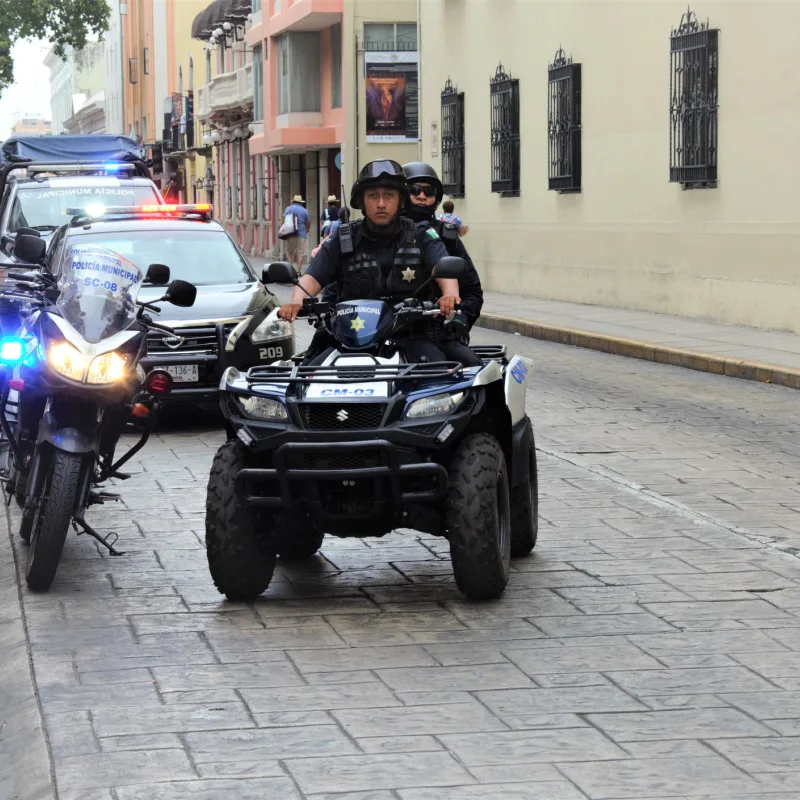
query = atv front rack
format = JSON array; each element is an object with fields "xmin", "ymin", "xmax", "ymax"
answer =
[{"xmin": 245, "ymin": 361, "xmax": 464, "ymax": 384}]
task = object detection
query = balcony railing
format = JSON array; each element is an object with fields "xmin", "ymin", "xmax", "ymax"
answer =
[{"xmin": 196, "ymin": 63, "xmax": 253, "ymax": 120}]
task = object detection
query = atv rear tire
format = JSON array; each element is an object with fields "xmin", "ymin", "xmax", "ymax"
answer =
[
  {"xmin": 446, "ymin": 433, "xmax": 511, "ymax": 600},
  {"xmin": 510, "ymin": 417, "xmax": 539, "ymax": 557},
  {"xmin": 205, "ymin": 440, "xmax": 276, "ymax": 601},
  {"xmin": 277, "ymin": 523, "xmax": 324, "ymax": 561}
]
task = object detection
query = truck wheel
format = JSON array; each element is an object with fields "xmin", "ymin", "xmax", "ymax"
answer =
[
  {"xmin": 277, "ymin": 522, "xmax": 324, "ymax": 561},
  {"xmin": 510, "ymin": 417, "xmax": 539, "ymax": 557},
  {"xmin": 26, "ymin": 451, "xmax": 82, "ymax": 592},
  {"xmin": 446, "ymin": 433, "xmax": 511, "ymax": 600},
  {"xmin": 205, "ymin": 440, "xmax": 276, "ymax": 601}
]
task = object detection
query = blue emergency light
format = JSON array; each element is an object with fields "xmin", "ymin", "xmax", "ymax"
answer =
[{"xmin": 0, "ymin": 338, "xmax": 25, "ymax": 364}]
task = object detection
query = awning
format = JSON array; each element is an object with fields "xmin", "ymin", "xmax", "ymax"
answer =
[{"xmin": 192, "ymin": 0, "xmax": 252, "ymax": 41}]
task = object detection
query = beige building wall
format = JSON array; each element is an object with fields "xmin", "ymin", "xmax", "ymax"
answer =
[
  {"xmin": 342, "ymin": 0, "xmax": 421, "ymax": 199},
  {"xmin": 419, "ymin": 0, "xmax": 800, "ymax": 333}
]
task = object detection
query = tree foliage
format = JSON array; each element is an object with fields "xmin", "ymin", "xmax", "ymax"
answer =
[{"xmin": 0, "ymin": 0, "xmax": 111, "ymax": 96}]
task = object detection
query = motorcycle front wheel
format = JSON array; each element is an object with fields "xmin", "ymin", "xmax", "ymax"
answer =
[{"xmin": 26, "ymin": 450, "xmax": 83, "ymax": 592}]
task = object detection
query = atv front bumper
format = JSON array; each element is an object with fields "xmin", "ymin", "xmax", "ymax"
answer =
[{"xmin": 235, "ymin": 438, "xmax": 448, "ymax": 521}]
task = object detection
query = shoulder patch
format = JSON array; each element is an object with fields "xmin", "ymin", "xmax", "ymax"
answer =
[{"xmin": 425, "ymin": 228, "xmax": 440, "ymax": 240}]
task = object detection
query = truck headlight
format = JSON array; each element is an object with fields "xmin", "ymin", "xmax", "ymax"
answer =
[
  {"xmin": 238, "ymin": 395, "xmax": 288, "ymax": 420},
  {"xmin": 406, "ymin": 391, "xmax": 464, "ymax": 419},
  {"xmin": 87, "ymin": 351, "xmax": 127, "ymax": 384},
  {"xmin": 48, "ymin": 342, "xmax": 86, "ymax": 381},
  {"xmin": 250, "ymin": 315, "xmax": 291, "ymax": 344}
]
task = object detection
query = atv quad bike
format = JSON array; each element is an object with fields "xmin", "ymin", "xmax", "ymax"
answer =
[{"xmin": 205, "ymin": 258, "xmax": 538, "ymax": 601}]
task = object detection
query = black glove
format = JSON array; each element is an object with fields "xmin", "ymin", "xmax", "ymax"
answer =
[{"xmin": 446, "ymin": 312, "xmax": 470, "ymax": 345}]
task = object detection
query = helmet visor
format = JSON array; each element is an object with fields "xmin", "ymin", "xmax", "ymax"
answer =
[{"xmin": 359, "ymin": 160, "xmax": 404, "ymax": 180}]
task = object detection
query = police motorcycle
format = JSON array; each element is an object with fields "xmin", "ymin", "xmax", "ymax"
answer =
[
  {"xmin": 205, "ymin": 258, "xmax": 538, "ymax": 602},
  {"xmin": 0, "ymin": 233, "xmax": 197, "ymax": 591}
]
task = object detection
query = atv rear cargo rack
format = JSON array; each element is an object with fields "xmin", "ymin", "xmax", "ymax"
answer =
[{"xmin": 245, "ymin": 360, "xmax": 465, "ymax": 384}]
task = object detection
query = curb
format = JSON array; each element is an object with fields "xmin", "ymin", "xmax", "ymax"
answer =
[
  {"xmin": 0, "ymin": 497, "xmax": 56, "ymax": 800},
  {"xmin": 475, "ymin": 312, "xmax": 800, "ymax": 391}
]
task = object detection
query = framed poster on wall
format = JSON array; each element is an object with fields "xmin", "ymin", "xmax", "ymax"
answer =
[{"xmin": 364, "ymin": 51, "xmax": 419, "ymax": 143}]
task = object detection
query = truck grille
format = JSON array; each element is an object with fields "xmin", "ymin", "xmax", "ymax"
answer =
[
  {"xmin": 146, "ymin": 323, "xmax": 239, "ymax": 355},
  {"xmin": 287, "ymin": 450, "xmax": 386, "ymax": 471},
  {"xmin": 300, "ymin": 403, "xmax": 386, "ymax": 430}
]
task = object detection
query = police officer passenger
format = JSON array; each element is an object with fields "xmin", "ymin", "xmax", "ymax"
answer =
[
  {"xmin": 402, "ymin": 162, "xmax": 483, "ymax": 366},
  {"xmin": 279, "ymin": 160, "xmax": 461, "ymax": 365}
]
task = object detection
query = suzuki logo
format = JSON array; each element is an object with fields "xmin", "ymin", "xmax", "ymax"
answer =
[
  {"xmin": 336, "ymin": 409, "xmax": 349, "ymax": 422},
  {"xmin": 163, "ymin": 336, "xmax": 184, "ymax": 350}
]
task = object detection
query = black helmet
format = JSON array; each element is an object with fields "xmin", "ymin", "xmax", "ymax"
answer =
[
  {"xmin": 402, "ymin": 162, "xmax": 444, "ymax": 204},
  {"xmin": 349, "ymin": 160, "xmax": 409, "ymax": 211}
]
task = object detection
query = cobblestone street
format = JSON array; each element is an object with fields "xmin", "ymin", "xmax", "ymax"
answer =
[{"xmin": 5, "ymin": 324, "xmax": 800, "ymax": 800}]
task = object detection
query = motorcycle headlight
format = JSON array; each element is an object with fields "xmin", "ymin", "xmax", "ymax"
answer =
[
  {"xmin": 238, "ymin": 395, "xmax": 288, "ymax": 420},
  {"xmin": 250, "ymin": 315, "xmax": 291, "ymax": 344},
  {"xmin": 48, "ymin": 342, "xmax": 86, "ymax": 381},
  {"xmin": 87, "ymin": 351, "xmax": 128, "ymax": 384},
  {"xmin": 406, "ymin": 391, "xmax": 464, "ymax": 419}
]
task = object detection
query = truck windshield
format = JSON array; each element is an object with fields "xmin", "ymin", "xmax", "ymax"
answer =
[
  {"xmin": 8, "ymin": 184, "xmax": 160, "ymax": 233},
  {"xmin": 66, "ymin": 228, "xmax": 255, "ymax": 286}
]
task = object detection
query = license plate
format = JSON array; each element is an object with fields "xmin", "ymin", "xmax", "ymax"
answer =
[{"xmin": 157, "ymin": 365, "xmax": 198, "ymax": 383}]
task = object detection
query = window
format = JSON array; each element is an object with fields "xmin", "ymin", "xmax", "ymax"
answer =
[
  {"xmin": 669, "ymin": 7, "xmax": 719, "ymax": 187},
  {"xmin": 252, "ymin": 0, "xmax": 262, "ymax": 11},
  {"xmin": 547, "ymin": 48, "xmax": 581, "ymax": 193},
  {"xmin": 490, "ymin": 63, "xmax": 520, "ymax": 196},
  {"xmin": 441, "ymin": 80, "xmax": 465, "ymax": 197},
  {"xmin": 331, "ymin": 23, "xmax": 342, "ymax": 108},
  {"xmin": 363, "ymin": 22, "xmax": 417, "ymax": 51},
  {"xmin": 178, "ymin": 65, "xmax": 183, "ymax": 95},
  {"xmin": 253, "ymin": 45, "xmax": 264, "ymax": 121},
  {"xmin": 275, "ymin": 32, "xmax": 321, "ymax": 114},
  {"xmin": 189, "ymin": 56, "xmax": 194, "ymax": 91},
  {"xmin": 143, "ymin": 47, "xmax": 149, "ymax": 75},
  {"xmin": 129, "ymin": 57, "xmax": 138, "ymax": 84},
  {"xmin": 206, "ymin": 49, "xmax": 212, "ymax": 83}
]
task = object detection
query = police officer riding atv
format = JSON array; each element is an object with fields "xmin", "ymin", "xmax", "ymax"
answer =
[{"xmin": 204, "ymin": 161, "xmax": 538, "ymax": 601}]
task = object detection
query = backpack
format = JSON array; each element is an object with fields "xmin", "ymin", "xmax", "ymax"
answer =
[{"xmin": 278, "ymin": 210, "xmax": 299, "ymax": 240}]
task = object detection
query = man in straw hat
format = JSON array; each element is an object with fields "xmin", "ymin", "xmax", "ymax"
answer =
[
  {"xmin": 320, "ymin": 194, "xmax": 340, "ymax": 238},
  {"xmin": 281, "ymin": 194, "xmax": 311, "ymax": 276}
]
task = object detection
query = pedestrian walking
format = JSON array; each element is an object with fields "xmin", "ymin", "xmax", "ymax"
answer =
[
  {"xmin": 279, "ymin": 194, "xmax": 311, "ymax": 276},
  {"xmin": 438, "ymin": 199, "xmax": 469, "ymax": 237},
  {"xmin": 320, "ymin": 194, "xmax": 340, "ymax": 237}
]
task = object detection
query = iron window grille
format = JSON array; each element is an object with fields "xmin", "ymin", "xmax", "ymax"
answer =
[
  {"xmin": 441, "ymin": 79, "xmax": 465, "ymax": 197},
  {"xmin": 490, "ymin": 64, "xmax": 520, "ymax": 196},
  {"xmin": 669, "ymin": 7, "xmax": 719, "ymax": 188},
  {"xmin": 547, "ymin": 48, "xmax": 581, "ymax": 193}
]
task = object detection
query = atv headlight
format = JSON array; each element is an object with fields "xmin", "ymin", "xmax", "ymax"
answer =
[
  {"xmin": 238, "ymin": 395, "xmax": 288, "ymax": 420},
  {"xmin": 406, "ymin": 391, "xmax": 464, "ymax": 419},
  {"xmin": 250, "ymin": 315, "xmax": 291, "ymax": 344},
  {"xmin": 87, "ymin": 351, "xmax": 127, "ymax": 384},
  {"xmin": 48, "ymin": 342, "xmax": 86, "ymax": 381}
]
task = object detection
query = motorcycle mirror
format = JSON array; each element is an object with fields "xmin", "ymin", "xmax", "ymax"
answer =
[
  {"xmin": 16, "ymin": 227, "xmax": 41, "ymax": 239},
  {"xmin": 145, "ymin": 263, "xmax": 171, "ymax": 285},
  {"xmin": 13, "ymin": 234, "xmax": 46, "ymax": 264},
  {"xmin": 432, "ymin": 256, "xmax": 467, "ymax": 280},
  {"xmin": 164, "ymin": 279, "xmax": 197, "ymax": 308},
  {"xmin": 264, "ymin": 261, "xmax": 298, "ymax": 285}
]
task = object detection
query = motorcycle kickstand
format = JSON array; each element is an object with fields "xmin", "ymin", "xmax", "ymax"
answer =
[{"xmin": 72, "ymin": 517, "xmax": 125, "ymax": 556}]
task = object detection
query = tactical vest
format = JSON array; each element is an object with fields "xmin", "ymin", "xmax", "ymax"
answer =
[{"xmin": 339, "ymin": 217, "xmax": 431, "ymax": 301}]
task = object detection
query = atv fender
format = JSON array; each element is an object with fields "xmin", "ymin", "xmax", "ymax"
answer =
[
  {"xmin": 504, "ymin": 355, "xmax": 534, "ymax": 425},
  {"xmin": 510, "ymin": 416, "xmax": 532, "ymax": 488}
]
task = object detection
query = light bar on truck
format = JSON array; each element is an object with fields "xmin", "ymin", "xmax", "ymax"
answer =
[
  {"xmin": 66, "ymin": 203, "xmax": 213, "ymax": 221},
  {"xmin": 26, "ymin": 162, "xmax": 138, "ymax": 175}
]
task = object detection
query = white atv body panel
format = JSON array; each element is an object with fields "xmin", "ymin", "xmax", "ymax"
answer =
[{"xmin": 503, "ymin": 355, "xmax": 534, "ymax": 425}]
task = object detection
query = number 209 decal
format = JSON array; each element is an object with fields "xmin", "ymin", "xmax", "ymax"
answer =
[{"xmin": 259, "ymin": 346, "xmax": 284, "ymax": 360}]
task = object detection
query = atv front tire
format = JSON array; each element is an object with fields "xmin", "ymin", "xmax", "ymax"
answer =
[
  {"xmin": 446, "ymin": 433, "xmax": 511, "ymax": 600},
  {"xmin": 205, "ymin": 440, "xmax": 276, "ymax": 601},
  {"xmin": 510, "ymin": 417, "xmax": 539, "ymax": 557}
]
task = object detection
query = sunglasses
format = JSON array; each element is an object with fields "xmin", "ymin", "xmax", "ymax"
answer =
[{"xmin": 409, "ymin": 184, "xmax": 437, "ymax": 198}]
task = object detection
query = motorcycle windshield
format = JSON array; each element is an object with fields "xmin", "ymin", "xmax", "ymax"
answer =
[{"xmin": 56, "ymin": 245, "xmax": 143, "ymax": 343}]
